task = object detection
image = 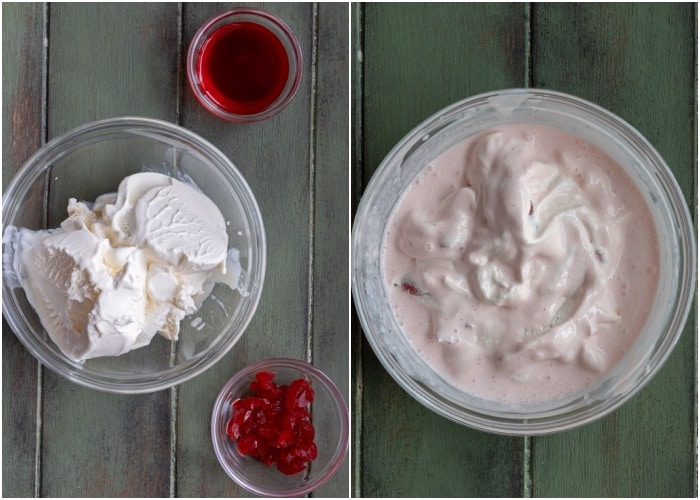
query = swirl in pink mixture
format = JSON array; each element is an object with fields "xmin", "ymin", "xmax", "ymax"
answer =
[{"xmin": 383, "ymin": 125, "xmax": 659, "ymax": 404}]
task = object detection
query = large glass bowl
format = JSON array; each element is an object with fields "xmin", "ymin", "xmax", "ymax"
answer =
[
  {"xmin": 2, "ymin": 117, "xmax": 266, "ymax": 393},
  {"xmin": 352, "ymin": 89, "xmax": 696, "ymax": 435}
]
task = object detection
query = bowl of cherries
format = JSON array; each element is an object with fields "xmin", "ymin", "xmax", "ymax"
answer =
[{"xmin": 211, "ymin": 358, "xmax": 349, "ymax": 497}]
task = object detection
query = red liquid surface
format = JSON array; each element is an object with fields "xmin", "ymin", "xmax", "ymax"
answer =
[{"xmin": 197, "ymin": 22, "xmax": 290, "ymax": 116}]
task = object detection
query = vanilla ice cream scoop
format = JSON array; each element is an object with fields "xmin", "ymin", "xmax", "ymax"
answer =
[{"xmin": 4, "ymin": 172, "xmax": 241, "ymax": 363}]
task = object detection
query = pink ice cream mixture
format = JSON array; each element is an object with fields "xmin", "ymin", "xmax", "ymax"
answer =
[{"xmin": 382, "ymin": 124, "xmax": 659, "ymax": 404}]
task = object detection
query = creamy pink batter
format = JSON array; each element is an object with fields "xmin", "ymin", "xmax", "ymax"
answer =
[{"xmin": 382, "ymin": 124, "xmax": 659, "ymax": 404}]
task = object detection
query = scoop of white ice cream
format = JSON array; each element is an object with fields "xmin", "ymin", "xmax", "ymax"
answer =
[
  {"xmin": 104, "ymin": 172, "xmax": 228, "ymax": 272},
  {"xmin": 5, "ymin": 172, "xmax": 236, "ymax": 363}
]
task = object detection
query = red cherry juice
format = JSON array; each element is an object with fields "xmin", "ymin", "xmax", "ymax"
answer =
[{"xmin": 197, "ymin": 21, "xmax": 290, "ymax": 116}]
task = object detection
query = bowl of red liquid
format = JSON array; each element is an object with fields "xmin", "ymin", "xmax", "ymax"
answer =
[
  {"xmin": 187, "ymin": 8, "xmax": 303, "ymax": 122},
  {"xmin": 211, "ymin": 358, "xmax": 349, "ymax": 497}
]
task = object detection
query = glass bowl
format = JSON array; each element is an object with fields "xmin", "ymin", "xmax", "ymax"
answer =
[
  {"xmin": 2, "ymin": 116, "xmax": 266, "ymax": 393},
  {"xmin": 211, "ymin": 358, "xmax": 349, "ymax": 497},
  {"xmin": 351, "ymin": 89, "xmax": 696, "ymax": 435},
  {"xmin": 187, "ymin": 8, "xmax": 303, "ymax": 123}
]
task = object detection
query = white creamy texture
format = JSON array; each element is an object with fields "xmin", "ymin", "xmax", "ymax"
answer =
[
  {"xmin": 383, "ymin": 125, "xmax": 659, "ymax": 403},
  {"xmin": 6, "ymin": 172, "xmax": 241, "ymax": 363}
]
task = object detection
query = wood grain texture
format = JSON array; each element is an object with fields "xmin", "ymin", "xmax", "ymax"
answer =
[
  {"xmin": 362, "ymin": 3, "xmax": 528, "ymax": 174},
  {"xmin": 175, "ymin": 3, "xmax": 350, "ymax": 497},
  {"xmin": 175, "ymin": 4, "xmax": 312, "ymax": 496},
  {"xmin": 46, "ymin": 2, "xmax": 180, "ymax": 134},
  {"xmin": 311, "ymin": 3, "xmax": 350, "ymax": 496},
  {"xmin": 5, "ymin": 2, "xmax": 348, "ymax": 497},
  {"xmin": 2, "ymin": 2, "xmax": 45, "ymax": 189},
  {"xmin": 357, "ymin": 3, "xmax": 528, "ymax": 497},
  {"xmin": 530, "ymin": 3, "xmax": 696, "ymax": 496},
  {"xmin": 350, "ymin": 4, "xmax": 364, "ymax": 496},
  {"xmin": 355, "ymin": 2, "xmax": 697, "ymax": 498},
  {"xmin": 3, "ymin": 2, "xmax": 349, "ymax": 497},
  {"xmin": 39, "ymin": 3, "xmax": 179, "ymax": 496},
  {"xmin": 1, "ymin": 3, "xmax": 45, "ymax": 497}
]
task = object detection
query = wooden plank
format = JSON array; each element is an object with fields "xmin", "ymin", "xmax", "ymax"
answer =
[
  {"xmin": 1, "ymin": 3, "xmax": 45, "ymax": 497},
  {"xmin": 1, "ymin": 2, "xmax": 44, "ymax": 190},
  {"xmin": 46, "ymin": 3, "xmax": 179, "ymax": 135},
  {"xmin": 530, "ymin": 3, "xmax": 697, "ymax": 497},
  {"xmin": 351, "ymin": 4, "xmax": 364, "ymax": 496},
  {"xmin": 362, "ymin": 3, "xmax": 529, "ymax": 175},
  {"xmin": 39, "ymin": 3, "xmax": 180, "ymax": 496},
  {"xmin": 311, "ymin": 3, "xmax": 350, "ymax": 497},
  {"xmin": 357, "ymin": 3, "xmax": 528, "ymax": 496},
  {"xmin": 175, "ymin": 3, "xmax": 316, "ymax": 496}
]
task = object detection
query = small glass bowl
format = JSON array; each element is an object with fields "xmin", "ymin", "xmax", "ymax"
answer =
[
  {"xmin": 2, "ymin": 117, "xmax": 266, "ymax": 393},
  {"xmin": 211, "ymin": 358, "xmax": 349, "ymax": 497},
  {"xmin": 352, "ymin": 89, "xmax": 696, "ymax": 435},
  {"xmin": 187, "ymin": 8, "xmax": 303, "ymax": 123}
]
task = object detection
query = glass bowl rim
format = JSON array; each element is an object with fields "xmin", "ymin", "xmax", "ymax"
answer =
[
  {"xmin": 186, "ymin": 7, "xmax": 304, "ymax": 123},
  {"xmin": 351, "ymin": 87, "xmax": 696, "ymax": 435},
  {"xmin": 2, "ymin": 115, "xmax": 267, "ymax": 394},
  {"xmin": 210, "ymin": 357, "xmax": 349, "ymax": 497}
]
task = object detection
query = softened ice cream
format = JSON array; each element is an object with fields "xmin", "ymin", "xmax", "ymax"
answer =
[
  {"xmin": 382, "ymin": 125, "xmax": 660, "ymax": 403},
  {"xmin": 4, "ymin": 172, "xmax": 241, "ymax": 362}
]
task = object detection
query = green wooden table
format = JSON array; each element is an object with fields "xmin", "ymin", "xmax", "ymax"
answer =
[
  {"xmin": 2, "ymin": 3, "xmax": 348, "ymax": 497},
  {"xmin": 352, "ymin": 3, "xmax": 697, "ymax": 497}
]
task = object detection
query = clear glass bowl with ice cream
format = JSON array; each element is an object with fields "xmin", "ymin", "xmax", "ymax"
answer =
[
  {"xmin": 2, "ymin": 117, "xmax": 266, "ymax": 393},
  {"xmin": 352, "ymin": 89, "xmax": 695, "ymax": 435}
]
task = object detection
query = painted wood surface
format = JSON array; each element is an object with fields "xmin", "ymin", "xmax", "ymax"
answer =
[
  {"xmin": 529, "ymin": 4, "xmax": 697, "ymax": 496},
  {"xmin": 3, "ymin": 2, "xmax": 697, "ymax": 498},
  {"xmin": 355, "ymin": 4, "xmax": 528, "ymax": 497},
  {"xmin": 2, "ymin": 3, "xmax": 44, "ymax": 497},
  {"xmin": 353, "ymin": 2, "xmax": 696, "ymax": 497},
  {"xmin": 2, "ymin": 2, "xmax": 349, "ymax": 497}
]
